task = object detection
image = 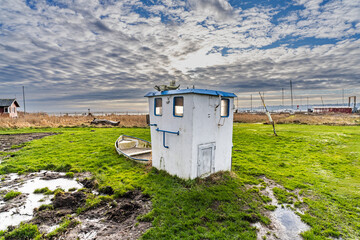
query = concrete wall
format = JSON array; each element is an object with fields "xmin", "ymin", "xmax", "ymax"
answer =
[{"xmin": 148, "ymin": 93, "xmax": 234, "ymax": 179}]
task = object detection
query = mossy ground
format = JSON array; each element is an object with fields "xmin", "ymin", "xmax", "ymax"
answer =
[
  {"xmin": 3, "ymin": 190, "xmax": 21, "ymax": 201},
  {"xmin": 0, "ymin": 124, "xmax": 359, "ymax": 239}
]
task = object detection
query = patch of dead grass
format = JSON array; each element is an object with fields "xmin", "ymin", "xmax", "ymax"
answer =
[
  {"xmin": 0, "ymin": 113, "xmax": 148, "ymax": 128},
  {"xmin": 234, "ymin": 113, "xmax": 360, "ymax": 125}
]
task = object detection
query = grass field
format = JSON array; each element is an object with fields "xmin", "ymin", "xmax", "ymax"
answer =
[{"xmin": 0, "ymin": 124, "xmax": 359, "ymax": 239}]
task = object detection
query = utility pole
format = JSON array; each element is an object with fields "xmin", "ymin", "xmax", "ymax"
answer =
[
  {"xmin": 307, "ymin": 97, "xmax": 309, "ymax": 110},
  {"xmin": 282, "ymin": 88, "xmax": 284, "ymax": 106},
  {"xmin": 250, "ymin": 94, "xmax": 252, "ymax": 112},
  {"xmin": 22, "ymin": 86, "xmax": 26, "ymax": 116},
  {"xmin": 321, "ymin": 96, "xmax": 324, "ymax": 106},
  {"xmin": 236, "ymin": 96, "xmax": 239, "ymax": 113},
  {"xmin": 342, "ymin": 89, "xmax": 344, "ymax": 105},
  {"xmin": 290, "ymin": 80, "xmax": 293, "ymax": 109}
]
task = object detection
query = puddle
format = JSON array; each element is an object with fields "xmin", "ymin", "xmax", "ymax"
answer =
[
  {"xmin": 251, "ymin": 177, "xmax": 310, "ymax": 240},
  {"xmin": 0, "ymin": 171, "xmax": 82, "ymax": 231}
]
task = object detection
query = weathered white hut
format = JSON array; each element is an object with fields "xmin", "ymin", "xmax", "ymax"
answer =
[
  {"xmin": 145, "ymin": 89, "xmax": 236, "ymax": 179},
  {"xmin": 0, "ymin": 99, "xmax": 20, "ymax": 118}
]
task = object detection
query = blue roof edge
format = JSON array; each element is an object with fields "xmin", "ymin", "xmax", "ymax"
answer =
[{"xmin": 144, "ymin": 89, "xmax": 237, "ymax": 98}]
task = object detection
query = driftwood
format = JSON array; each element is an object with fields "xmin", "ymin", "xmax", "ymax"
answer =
[{"xmin": 90, "ymin": 118, "xmax": 120, "ymax": 126}]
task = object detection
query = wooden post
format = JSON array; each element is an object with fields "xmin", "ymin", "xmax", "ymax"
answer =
[
  {"xmin": 22, "ymin": 86, "xmax": 26, "ymax": 116},
  {"xmin": 259, "ymin": 92, "xmax": 277, "ymax": 136}
]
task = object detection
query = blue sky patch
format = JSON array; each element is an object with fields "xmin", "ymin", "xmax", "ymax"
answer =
[
  {"xmin": 25, "ymin": 0, "xmax": 37, "ymax": 10},
  {"xmin": 45, "ymin": 0, "xmax": 69, "ymax": 9},
  {"xmin": 260, "ymin": 36, "xmax": 340, "ymax": 50}
]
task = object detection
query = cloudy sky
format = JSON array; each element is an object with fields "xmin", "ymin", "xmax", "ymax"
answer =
[{"xmin": 0, "ymin": 0, "xmax": 359, "ymax": 112}]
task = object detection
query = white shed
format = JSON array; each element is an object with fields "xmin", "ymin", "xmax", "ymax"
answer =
[{"xmin": 145, "ymin": 88, "xmax": 236, "ymax": 179}]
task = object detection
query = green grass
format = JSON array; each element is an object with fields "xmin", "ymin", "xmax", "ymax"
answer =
[
  {"xmin": 10, "ymin": 143, "xmax": 26, "ymax": 149},
  {"xmin": 33, "ymin": 187, "xmax": 64, "ymax": 195},
  {"xmin": 272, "ymin": 187, "xmax": 297, "ymax": 204},
  {"xmin": 76, "ymin": 193, "xmax": 110, "ymax": 214},
  {"xmin": 0, "ymin": 124, "xmax": 359, "ymax": 239},
  {"xmin": 65, "ymin": 172, "xmax": 74, "ymax": 178},
  {"xmin": 232, "ymin": 124, "xmax": 360, "ymax": 239},
  {"xmin": 0, "ymin": 223, "xmax": 40, "ymax": 240},
  {"xmin": 46, "ymin": 216, "xmax": 79, "ymax": 239},
  {"xmin": 4, "ymin": 190, "xmax": 21, "ymax": 201},
  {"xmin": 34, "ymin": 187, "xmax": 52, "ymax": 194},
  {"xmin": 38, "ymin": 204, "xmax": 54, "ymax": 211}
]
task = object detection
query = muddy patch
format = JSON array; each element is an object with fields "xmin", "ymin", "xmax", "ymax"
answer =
[
  {"xmin": 0, "ymin": 132, "xmax": 57, "ymax": 152},
  {"xmin": 31, "ymin": 189, "xmax": 152, "ymax": 240},
  {"xmin": 0, "ymin": 171, "xmax": 152, "ymax": 239},
  {"xmin": 0, "ymin": 132, "xmax": 57, "ymax": 163},
  {"xmin": 61, "ymin": 190, "xmax": 152, "ymax": 240},
  {"xmin": 251, "ymin": 177, "xmax": 310, "ymax": 240},
  {"xmin": 0, "ymin": 171, "xmax": 82, "ymax": 231}
]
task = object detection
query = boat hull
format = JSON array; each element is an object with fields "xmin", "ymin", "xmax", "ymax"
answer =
[{"xmin": 115, "ymin": 135, "xmax": 152, "ymax": 163}]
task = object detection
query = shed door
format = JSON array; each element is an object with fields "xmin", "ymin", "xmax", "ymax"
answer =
[{"xmin": 197, "ymin": 143, "xmax": 215, "ymax": 177}]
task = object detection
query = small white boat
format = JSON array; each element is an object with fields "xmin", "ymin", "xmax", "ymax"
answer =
[{"xmin": 115, "ymin": 135, "xmax": 152, "ymax": 163}]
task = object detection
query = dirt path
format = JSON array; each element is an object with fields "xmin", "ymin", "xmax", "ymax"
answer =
[{"xmin": 0, "ymin": 132, "xmax": 56, "ymax": 152}]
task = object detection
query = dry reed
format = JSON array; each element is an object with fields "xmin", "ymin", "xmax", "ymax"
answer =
[
  {"xmin": 0, "ymin": 112, "xmax": 359, "ymax": 129},
  {"xmin": 0, "ymin": 113, "xmax": 148, "ymax": 128},
  {"xmin": 234, "ymin": 112, "xmax": 360, "ymax": 125}
]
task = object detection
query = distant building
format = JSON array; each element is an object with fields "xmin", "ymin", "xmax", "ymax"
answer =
[
  {"xmin": 313, "ymin": 106, "xmax": 352, "ymax": 114},
  {"xmin": 0, "ymin": 99, "xmax": 20, "ymax": 118}
]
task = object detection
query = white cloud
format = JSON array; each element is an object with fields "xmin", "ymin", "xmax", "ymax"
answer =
[
  {"xmin": 279, "ymin": 0, "xmax": 360, "ymax": 39},
  {"xmin": 0, "ymin": 0, "xmax": 359, "ymax": 111},
  {"xmin": 187, "ymin": 0, "xmax": 233, "ymax": 19}
]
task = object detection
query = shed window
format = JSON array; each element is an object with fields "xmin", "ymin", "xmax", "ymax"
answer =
[
  {"xmin": 221, "ymin": 98, "xmax": 229, "ymax": 117},
  {"xmin": 4, "ymin": 107, "xmax": 8, "ymax": 113},
  {"xmin": 174, "ymin": 97, "xmax": 184, "ymax": 117},
  {"xmin": 154, "ymin": 98, "xmax": 162, "ymax": 116}
]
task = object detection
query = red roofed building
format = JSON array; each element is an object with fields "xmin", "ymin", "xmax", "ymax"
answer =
[{"xmin": 313, "ymin": 106, "xmax": 353, "ymax": 114}]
